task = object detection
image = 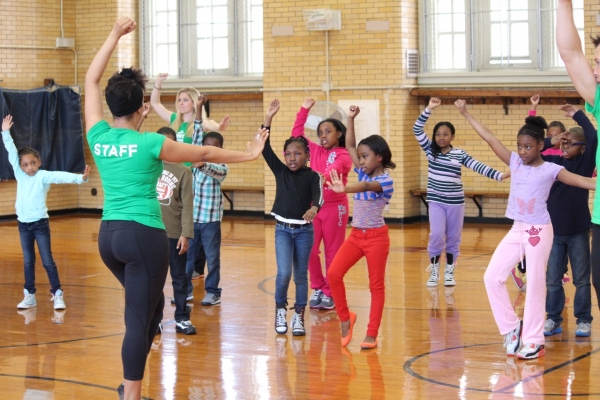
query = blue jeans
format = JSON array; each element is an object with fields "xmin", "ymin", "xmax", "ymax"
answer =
[
  {"xmin": 169, "ymin": 238, "xmax": 190, "ymax": 321},
  {"xmin": 18, "ymin": 218, "xmax": 61, "ymax": 295},
  {"xmin": 546, "ymin": 230, "xmax": 593, "ymax": 325},
  {"xmin": 274, "ymin": 223, "xmax": 314, "ymax": 307},
  {"xmin": 188, "ymin": 221, "xmax": 222, "ymax": 296}
]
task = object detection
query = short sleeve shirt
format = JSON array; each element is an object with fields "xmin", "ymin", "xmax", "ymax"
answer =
[
  {"xmin": 351, "ymin": 168, "xmax": 394, "ymax": 228},
  {"xmin": 87, "ymin": 120, "xmax": 166, "ymax": 229}
]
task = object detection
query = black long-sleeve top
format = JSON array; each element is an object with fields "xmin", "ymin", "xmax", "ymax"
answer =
[
  {"xmin": 542, "ymin": 110, "xmax": 597, "ymax": 235},
  {"xmin": 262, "ymin": 131, "xmax": 323, "ymax": 223}
]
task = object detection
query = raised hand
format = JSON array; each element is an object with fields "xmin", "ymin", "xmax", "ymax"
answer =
[
  {"xmin": 348, "ymin": 105, "xmax": 360, "ymax": 119},
  {"xmin": 156, "ymin": 72, "xmax": 168, "ymax": 84},
  {"xmin": 246, "ymin": 128, "xmax": 269, "ymax": 158},
  {"xmin": 454, "ymin": 99, "xmax": 468, "ymax": 114},
  {"xmin": 326, "ymin": 169, "xmax": 346, "ymax": 193},
  {"xmin": 217, "ymin": 115, "xmax": 231, "ymax": 131},
  {"xmin": 82, "ymin": 165, "xmax": 91, "ymax": 181},
  {"xmin": 302, "ymin": 98, "xmax": 315, "ymax": 110},
  {"xmin": 530, "ymin": 94, "xmax": 540, "ymax": 109},
  {"xmin": 113, "ymin": 17, "xmax": 136, "ymax": 37},
  {"xmin": 559, "ymin": 103, "xmax": 578, "ymax": 118},
  {"xmin": 428, "ymin": 97, "xmax": 442, "ymax": 110},
  {"xmin": 2, "ymin": 115, "xmax": 13, "ymax": 132},
  {"xmin": 266, "ymin": 99, "xmax": 280, "ymax": 118}
]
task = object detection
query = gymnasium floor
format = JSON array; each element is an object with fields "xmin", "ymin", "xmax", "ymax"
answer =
[{"xmin": 0, "ymin": 215, "xmax": 596, "ymax": 399}]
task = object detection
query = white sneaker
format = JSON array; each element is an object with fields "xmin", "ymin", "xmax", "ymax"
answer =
[
  {"xmin": 51, "ymin": 289, "xmax": 66, "ymax": 310},
  {"xmin": 444, "ymin": 263, "xmax": 456, "ymax": 286},
  {"xmin": 503, "ymin": 320, "xmax": 522, "ymax": 356},
  {"xmin": 426, "ymin": 262, "xmax": 440, "ymax": 287},
  {"xmin": 275, "ymin": 305, "xmax": 288, "ymax": 334},
  {"xmin": 517, "ymin": 343, "xmax": 545, "ymax": 359},
  {"xmin": 17, "ymin": 289, "xmax": 37, "ymax": 309}
]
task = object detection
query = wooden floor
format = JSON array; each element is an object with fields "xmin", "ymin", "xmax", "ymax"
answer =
[{"xmin": 0, "ymin": 215, "xmax": 598, "ymax": 399}]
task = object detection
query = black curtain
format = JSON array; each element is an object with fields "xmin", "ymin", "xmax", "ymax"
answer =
[{"xmin": 0, "ymin": 84, "xmax": 85, "ymax": 180}]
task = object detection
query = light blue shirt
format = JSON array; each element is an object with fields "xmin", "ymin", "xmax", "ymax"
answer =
[{"xmin": 2, "ymin": 130, "xmax": 87, "ymax": 223}]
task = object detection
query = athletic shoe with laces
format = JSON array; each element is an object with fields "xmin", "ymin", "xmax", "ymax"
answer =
[
  {"xmin": 517, "ymin": 343, "xmax": 545, "ymax": 359},
  {"xmin": 543, "ymin": 319, "xmax": 562, "ymax": 336},
  {"xmin": 201, "ymin": 293, "xmax": 221, "ymax": 306},
  {"xmin": 503, "ymin": 320, "xmax": 522, "ymax": 356},
  {"xmin": 444, "ymin": 263, "xmax": 456, "ymax": 286},
  {"xmin": 275, "ymin": 305, "xmax": 288, "ymax": 334},
  {"xmin": 51, "ymin": 289, "xmax": 66, "ymax": 310},
  {"xmin": 309, "ymin": 290, "xmax": 323, "ymax": 309},
  {"xmin": 17, "ymin": 289, "xmax": 36, "ymax": 309},
  {"xmin": 291, "ymin": 306, "xmax": 306, "ymax": 336},
  {"xmin": 175, "ymin": 320, "xmax": 197, "ymax": 335},
  {"xmin": 319, "ymin": 294, "xmax": 335, "ymax": 310},
  {"xmin": 426, "ymin": 262, "xmax": 440, "ymax": 287},
  {"xmin": 576, "ymin": 322, "xmax": 592, "ymax": 337}
]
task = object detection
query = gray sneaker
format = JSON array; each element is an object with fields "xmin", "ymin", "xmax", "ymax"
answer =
[
  {"xmin": 201, "ymin": 293, "xmax": 221, "ymax": 306},
  {"xmin": 318, "ymin": 294, "xmax": 335, "ymax": 310},
  {"xmin": 309, "ymin": 290, "xmax": 323, "ymax": 309},
  {"xmin": 17, "ymin": 289, "xmax": 37, "ymax": 309},
  {"xmin": 576, "ymin": 322, "xmax": 592, "ymax": 337}
]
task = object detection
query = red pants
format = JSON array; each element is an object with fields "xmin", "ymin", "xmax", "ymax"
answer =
[{"xmin": 328, "ymin": 226, "xmax": 390, "ymax": 337}]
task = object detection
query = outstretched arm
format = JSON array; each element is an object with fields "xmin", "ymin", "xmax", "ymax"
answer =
[
  {"xmin": 327, "ymin": 170, "xmax": 382, "ymax": 193},
  {"xmin": 84, "ymin": 17, "xmax": 136, "ymax": 131},
  {"xmin": 150, "ymin": 73, "xmax": 173, "ymax": 123},
  {"xmin": 557, "ymin": 168, "xmax": 596, "ymax": 190},
  {"xmin": 346, "ymin": 106, "xmax": 361, "ymax": 168},
  {"xmin": 557, "ymin": 0, "xmax": 597, "ymax": 105},
  {"xmin": 455, "ymin": 99, "xmax": 511, "ymax": 165}
]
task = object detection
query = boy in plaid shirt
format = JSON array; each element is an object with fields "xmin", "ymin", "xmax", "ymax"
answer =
[{"xmin": 188, "ymin": 120, "xmax": 228, "ymax": 306}]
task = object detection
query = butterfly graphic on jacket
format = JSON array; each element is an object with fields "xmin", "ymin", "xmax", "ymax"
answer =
[{"xmin": 517, "ymin": 198, "xmax": 536, "ymax": 215}]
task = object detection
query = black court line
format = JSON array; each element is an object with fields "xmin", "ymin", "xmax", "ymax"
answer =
[
  {"xmin": 0, "ymin": 332, "xmax": 124, "ymax": 349},
  {"xmin": 403, "ymin": 342, "xmax": 600, "ymax": 396},
  {"xmin": 0, "ymin": 374, "xmax": 152, "ymax": 399}
]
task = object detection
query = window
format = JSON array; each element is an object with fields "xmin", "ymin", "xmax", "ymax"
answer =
[
  {"xmin": 421, "ymin": 0, "xmax": 584, "ymax": 74},
  {"xmin": 141, "ymin": 0, "xmax": 263, "ymax": 80}
]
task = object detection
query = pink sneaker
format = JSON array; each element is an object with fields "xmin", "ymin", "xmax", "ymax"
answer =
[
  {"xmin": 510, "ymin": 266, "xmax": 527, "ymax": 291},
  {"xmin": 562, "ymin": 273, "xmax": 570, "ymax": 285}
]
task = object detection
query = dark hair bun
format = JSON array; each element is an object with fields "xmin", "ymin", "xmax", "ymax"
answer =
[
  {"xmin": 119, "ymin": 68, "xmax": 137, "ymax": 80},
  {"xmin": 524, "ymin": 115, "xmax": 549, "ymax": 130}
]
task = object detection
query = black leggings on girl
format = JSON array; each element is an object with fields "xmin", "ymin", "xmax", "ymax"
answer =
[{"xmin": 98, "ymin": 220, "xmax": 169, "ymax": 381}]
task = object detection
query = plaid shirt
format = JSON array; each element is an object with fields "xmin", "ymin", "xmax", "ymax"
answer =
[{"xmin": 191, "ymin": 120, "xmax": 228, "ymax": 223}]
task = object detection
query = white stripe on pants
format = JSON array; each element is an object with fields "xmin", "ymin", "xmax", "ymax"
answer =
[{"xmin": 484, "ymin": 221, "xmax": 553, "ymax": 345}]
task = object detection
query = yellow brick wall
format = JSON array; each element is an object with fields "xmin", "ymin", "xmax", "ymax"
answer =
[{"xmin": 0, "ymin": 0, "xmax": 598, "ymax": 220}]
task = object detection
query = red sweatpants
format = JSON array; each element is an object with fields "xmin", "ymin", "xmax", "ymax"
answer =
[{"xmin": 328, "ymin": 226, "xmax": 390, "ymax": 337}]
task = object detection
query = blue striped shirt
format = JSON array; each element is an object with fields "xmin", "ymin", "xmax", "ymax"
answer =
[
  {"xmin": 413, "ymin": 109, "xmax": 503, "ymax": 205},
  {"xmin": 352, "ymin": 167, "xmax": 394, "ymax": 228}
]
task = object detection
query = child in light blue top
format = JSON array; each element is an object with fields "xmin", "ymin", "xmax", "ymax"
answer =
[{"xmin": 2, "ymin": 115, "xmax": 90, "ymax": 311}]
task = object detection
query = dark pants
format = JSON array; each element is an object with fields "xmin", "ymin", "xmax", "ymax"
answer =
[
  {"xmin": 18, "ymin": 218, "xmax": 61, "ymax": 295},
  {"xmin": 185, "ymin": 240, "xmax": 207, "ymax": 295},
  {"xmin": 546, "ymin": 230, "xmax": 592, "ymax": 325},
  {"xmin": 187, "ymin": 221, "xmax": 223, "ymax": 296},
  {"xmin": 98, "ymin": 220, "xmax": 169, "ymax": 381},
  {"xmin": 169, "ymin": 238, "xmax": 190, "ymax": 321},
  {"xmin": 590, "ymin": 225, "xmax": 600, "ymax": 311}
]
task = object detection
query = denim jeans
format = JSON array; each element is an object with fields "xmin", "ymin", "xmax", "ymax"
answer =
[
  {"xmin": 188, "ymin": 221, "xmax": 222, "ymax": 296},
  {"xmin": 18, "ymin": 218, "xmax": 61, "ymax": 295},
  {"xmin": 274, "ymin": 223, "xmax": 314, "ymax": 307},
  {"xmin": 169, "ymin": 238, "xmax": 190, "ymax": 321},
  {"xmin": 546, "ymin": 230, "xmax": 593, "ymax": 325},
  {"xmin": 185, "ymin": 239, "xmax": 207, "ymax": 294}
]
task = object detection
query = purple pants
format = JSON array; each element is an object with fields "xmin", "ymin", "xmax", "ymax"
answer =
[{"xmin": 428, "ymin": 202, "xmax": 465, "ymax": 259}]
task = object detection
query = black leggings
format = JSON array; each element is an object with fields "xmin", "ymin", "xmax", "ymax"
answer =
[
  {"xmin": 591, "ymin": 224, "xmax": 600, "ymax": 307},
  {"xmin": 98, "ymin": 220, "xmax": 169, "ymax": 381}
]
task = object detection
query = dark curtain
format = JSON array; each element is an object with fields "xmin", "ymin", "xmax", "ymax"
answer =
[{"xmin": 0, "ymin": 84, "xmax": 85, "ymax": 180}]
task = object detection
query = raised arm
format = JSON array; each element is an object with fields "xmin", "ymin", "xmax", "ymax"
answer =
[
  {"xmin": 529, "ymin": 94, "xmax": 539, "ymax": 116},
  {"xmin": 292, "ymin": 98, "xmax": 315, "ymax": 137},
  {"xmin": 84, "ymin": 17, "xmax": 136, "ymax": 131},
  {"xmin": 149, "ymin": 73, "xmax": 173, "ymax": 123},
  {"xmin": 562, "ymin": 104, "xmax": 598, "ymax": 141},
  {"xmin": 557, "ymin": 0, "xmax": 597, "ymax": 105},
  {"xmin": 346, "ymin": 106, "xmax": 360, "ymax": 168},
  {"xmin": 556, "ymin": 168, "xmax": 596, "ymax": 190},
  {"xmin": 263, "ymin": 98, "xmax": 280, "ymax": 128},
  {"xmin": 455, "ymin": 99, "xmax": 511, "ymax": 165},
  {"xmin": 413, "ymin": 97, "xmax": 442, "ymax": 156}
]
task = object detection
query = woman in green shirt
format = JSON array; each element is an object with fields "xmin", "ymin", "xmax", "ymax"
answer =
[{"xmin": 84, "ymin": 17, "xmax": 268, "ymax": 400}]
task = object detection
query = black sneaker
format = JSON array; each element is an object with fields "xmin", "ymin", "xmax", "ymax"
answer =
[
  {"xmin": 291, "ymin": 305, "xmax": 306, "ymax": 336},
  {"xmin": 275, "ymin": 304, "xmax": 288, "ymax": 334},
  {"xmin": 117, "ymin": 382, "xmax": 124, "ymax": 400},
  {"xmin": 175, "ymin": 320, "xmax": 197, "ymax": 335}
]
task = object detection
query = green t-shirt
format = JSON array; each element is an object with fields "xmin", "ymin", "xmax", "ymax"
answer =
[
  {"xmin": 585, "ymin": 85, "xmax": 600, "ymax": 224},
  {"xmin": 170, "ymin": 113, "xmax": 192, "ymax": 166},
  {"xmin": 87, "ymin": 120, "xmax": 166, "ymax": 229}
]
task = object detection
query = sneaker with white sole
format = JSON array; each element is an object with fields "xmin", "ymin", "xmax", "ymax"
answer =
[
  {"xmin": 51, "ymin": 289, "xmax": 66, "ymax": 310},
  {"xmin": 201, "ymin": 293, "xmax": 221, "ymax": 306},
  {"xmin": 275, "ymin": 304, "xmax": 288, "ymax": 334},
  {"xmin": 576, "ymin": 322, "xmax": 592, "ymax": 337},
  {"xmin": 503, "ymin": 320, "xmax": 522, "ymax": 356},
  {"xmin": 543, "ymin": 319, "xmax": 562, "ymax": 336},
  {"xmin": 517, "ymin": 343, "xmax": 545, "ymax": 359},
  {"xmin": 319, "ymin": 294, "xmax": 335, "ymax": 310},
  {"xmin": 426, "ymin": 262, "xmax": 440, "ymax": 287},
  {"xmin": 444, "ymin": 263, "xmax": 456, "ymax": 286},
  {"xmin": 17, "ymin": 289, "xmax": 36, "ymax": 309},
  {"xmin": 175, "ymin": 320, "xmax": 197, "ymax": 335},
  {"xmin": 291, "ymin": 306, "xmax": 306, "ymax": 336},
  {"xmin": 309, "ymin": 290, "xmax": 323, "ymax": 309}
]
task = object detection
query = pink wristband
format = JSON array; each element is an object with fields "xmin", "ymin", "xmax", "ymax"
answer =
[{"xmin": 528, "ymin": 110, "xmax": 537, "ymax": 116}]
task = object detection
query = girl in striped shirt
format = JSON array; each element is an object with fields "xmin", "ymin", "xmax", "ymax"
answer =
[
  {"xmin": 327, "ymin": 105, "xmax": 395, "ymax": 349},
  {"xmin": 414, "ymin": 97, "xmax": 508, "ymax": 287}
]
